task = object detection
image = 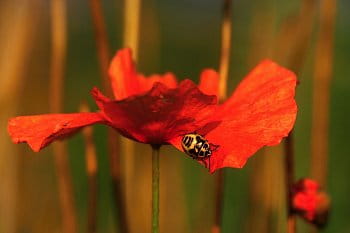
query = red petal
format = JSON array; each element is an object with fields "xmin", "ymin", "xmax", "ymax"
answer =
[
  {"xmin": 8, "ymin": 113, "xmax": 105, "ymax": 152},
  {"xmin": 169, "ymin": 60, "xmax": 297, "ymax": 172},
  {"xmin": 138, "ymin": 73, "xmax": 177, "ymax": 93},
  {"xmin": 198, "ymin": 69, "xmax": 219, "ymax": 96},
  {"xmin": 92, "ymin": 80, "xmax": 217, "ymax": 144},
  {"xmin": 109, "ymin": 48, "xmax": 178, "ymax": 100},
  {"xmin": 294, "ymin": 192, "xmax": 317, "ymax": 212},
  {"xmin": 207, "ymin": 60, "xmax": 297, "ymax": 171},
  {"xmin": 109, "ymin": 48, "xmax": 139, "ymax": 100},
  {"xmin": 303, "ymin": 179, "xmax": 320, "ymax": 192}
]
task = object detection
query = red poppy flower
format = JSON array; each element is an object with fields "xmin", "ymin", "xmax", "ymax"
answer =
[
  {"xmin": 292, "ymin": 178, "xmax": 330, "ymax": 227},
  {"xmin": 8, "ymin": 48, "xmax": 297, "ymax": 173}
]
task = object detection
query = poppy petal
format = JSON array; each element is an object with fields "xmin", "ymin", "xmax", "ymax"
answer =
[
  {"xmin": 138, "ymin": 73, "xmax": 177, "ymax": 93},
  {"xmin": 198, "ymin": 69, "xmax": 219, "ymax": 96},
  {"xmin": 92, "ymin": 79, "xmax": 217, "ymax": 144},
  {"xmin": 220, "ymin": 60, "xmax": 297, "ymax": 115},
  {"xmin": 169, "ymin": 60, "xmax": 297, "ymax": 172},
  {"xmin": 208, "ymin": 60, "xmax": 297, "ymax": 171},
  {"xmin": 109, "ymin": 48, "xmax": 178, "ymax": 100},
  {"xmin": 109, "ymin": 48, "xmax": 140, "ymax": 100},
  {"xmin": 8, "ymin": 113, "xmax": 105, "ymax": 152}
]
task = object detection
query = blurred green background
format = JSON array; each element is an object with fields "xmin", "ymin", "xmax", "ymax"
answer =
[{"xmin": 0, "ymin": 0, "xmax": 349, "ymax": 232}]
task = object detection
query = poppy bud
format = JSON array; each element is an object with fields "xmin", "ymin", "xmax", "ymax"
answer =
[{"xmin": 292, "ymin": 178, "xmax": 331, "ymax": 228}]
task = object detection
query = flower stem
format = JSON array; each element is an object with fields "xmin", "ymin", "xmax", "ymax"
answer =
[
  {"xmin": 284, "ymin": 132, "xmax": 296, "ymax": 233},
  {"xmin": 152, "ymin": 145, "xmax": 161, "ymax": 233}
]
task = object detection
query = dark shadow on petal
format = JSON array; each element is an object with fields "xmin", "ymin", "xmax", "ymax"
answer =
[{"xmin": 197, "ymin": 121, "xmax": 221, "ymax": 136}]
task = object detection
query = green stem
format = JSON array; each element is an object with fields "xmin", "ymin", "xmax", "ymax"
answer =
[{"xmin": 152, "ymin": 145, "xmax": 160, "ymax": 233}]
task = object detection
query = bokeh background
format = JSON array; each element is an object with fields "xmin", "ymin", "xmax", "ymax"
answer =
[{"xmin": 0, "ymin": 0, "xmax": 349, "ymax": 233}]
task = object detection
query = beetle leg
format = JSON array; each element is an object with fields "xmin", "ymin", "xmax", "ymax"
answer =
[
  {"xmin": 202, "ymin": 158, "xmax": 208, "ymax": 169},
  {"xmin": 209, "ymin": 143, "xmax": 220, "ymax": 152}
]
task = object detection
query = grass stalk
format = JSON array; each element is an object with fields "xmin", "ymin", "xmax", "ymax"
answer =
[
  {"xmin": 122, "ymin": 0, "xmax": 141, "ymax": 231},
  {"xmin": 88, "ymin": 1, "xmax": 129, "ymax": 232},
  {"xmin": 310, "ymin": 0, "xmax": 336, "ymax": 187},
  {"xmin": 89, "ymin": 0, "xmax": 112, "ymax": 94},
  {"xmin": 123, "ymin": 0, "xmax": 141, "ymax": 61},
  {"xmin": 218, "ymin": 0, "xmax": 232, "ymax": 102},
  {"xmin": 213, "ymin": 1, "xmax": 232, "ymax": 233},
  {"xmin": 284, "ymin": 134, "xmax": 296, "ymax": 233},
  {"xmin": 50, "ymin": 0, "xmax": 77, "ymax": 232},
  {"xmin": 274, "ymin": 2, "xmax": 318, "ymax": 232},
  {"xmin": 81, "ymin": 104, "xmax": 98, "ymax": 233}
]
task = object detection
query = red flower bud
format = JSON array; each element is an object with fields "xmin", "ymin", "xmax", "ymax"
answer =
[{"xmin": 292, "ymin": 178, "xmax": 331, "ymax": 227}]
